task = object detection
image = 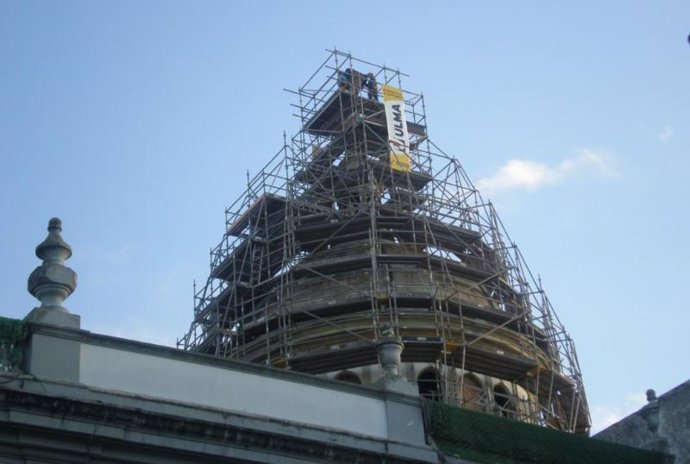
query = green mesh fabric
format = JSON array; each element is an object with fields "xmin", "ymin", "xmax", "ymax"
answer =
[
  {"xmin": 0, "ymin": 317, "xmax": 25, "ymax": 372},
  {"xmin": 428, "ymin": 401, "xmax": 670, "ymax": 464}
]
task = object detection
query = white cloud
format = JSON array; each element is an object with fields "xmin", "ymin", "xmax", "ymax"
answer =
[
  {"xmin": 658, "ymin": 126, "xmax": 674, "ymax": 142},
  {"xmin": 476, "ymin": 149, "xmax": 616, "ymax": 194},
  {"xmin": 590, "ymin": 392, "xmax": 647, "ymax": 433}
]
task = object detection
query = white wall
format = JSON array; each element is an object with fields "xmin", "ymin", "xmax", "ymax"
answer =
[{"xmin": 79, "ymin": 343, "xmax": 388, "ymax": 439}]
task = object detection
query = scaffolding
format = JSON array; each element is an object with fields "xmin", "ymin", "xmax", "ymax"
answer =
[{"xmin": 179, "ymin": 50, "xmax": 591, "ymax": 434}]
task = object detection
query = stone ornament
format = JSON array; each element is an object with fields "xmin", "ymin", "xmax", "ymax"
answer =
[
  {"xmin": 376, "ymin": 325, "xmax": 404, "ymax": 378},
  {"xmin": 27, "ymin": 218, "xmax": 77, "ymax": 310}
]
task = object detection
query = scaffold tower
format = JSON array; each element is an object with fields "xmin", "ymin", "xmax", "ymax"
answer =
[{"xmin": 179, "ymin": 50, "xmax": 591, "ymax": 434}]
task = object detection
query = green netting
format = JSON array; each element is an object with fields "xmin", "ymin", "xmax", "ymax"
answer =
[
  {"xmin": 428, "ymin": 401, "xmax": 670, "ymax": 464},
  {"xmin": 0, "ymin": 317, "xmax": 25, "ymax": 372}
]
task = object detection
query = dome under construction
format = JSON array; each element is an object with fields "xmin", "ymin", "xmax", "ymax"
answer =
[{"xmin": 180, "ymin": 50, "xmax": 590, "ymax": 435}]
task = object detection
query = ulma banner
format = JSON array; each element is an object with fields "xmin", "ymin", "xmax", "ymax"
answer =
[{"xmin": 382, "ymin": 84, "xmax": 411, "ymax": 172}]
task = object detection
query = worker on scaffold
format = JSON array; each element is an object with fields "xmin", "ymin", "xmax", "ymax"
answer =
[
  {"xmin": 338, "ymin": 68, "xmax": 352, "ymax": 90},
  {"xmin": 364, "ymin": 73, "xmax": 378, "ymax": 101},
  {"xmin": 338, "ymin": 67, "xmax": 366, "ymax": 95}
]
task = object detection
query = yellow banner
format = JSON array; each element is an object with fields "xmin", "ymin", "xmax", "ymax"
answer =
[
  {"xmin": 382, "ymin": 84, "xmax": 411, "ymax": 172},
  {"xmin": 382, "ymin": 84, "xmax": 403, "ymax": 102},
  {"xmin": 390, "ymin": 152, "xmax": 411, "ymax": 172}
]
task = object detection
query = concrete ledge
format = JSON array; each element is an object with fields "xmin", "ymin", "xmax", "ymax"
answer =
[
  {"xmin": 0, "ymin": 375, "xmax": 438, "ymax": 463},
  {"xmin": 19, "ymin": 323, "xmax": 436, "ymax": 462}
]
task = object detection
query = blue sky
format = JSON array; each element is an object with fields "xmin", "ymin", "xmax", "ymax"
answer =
[{"xmin": 2, "ymin": 1, "xmax": 688, "ymax": 432}]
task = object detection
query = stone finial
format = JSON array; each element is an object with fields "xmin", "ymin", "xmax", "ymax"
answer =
[
  {"xmin": 646, "ymin": 389, "xmax": 658, "ymax": 402},
  {"xmin": 641, "ymin": 388, "xmax": 661, "ymax": 433},
  {"xmin": 640, "ymin": 388, "xmax": 672, "ymax": 455},
  {"xmin": 376, "ymin": 325, "xmax": 403, "ymax": 378},
  {"xmin": 373, "ymin": 325, "xmax": 417, "ymax": 395},
  {"xmin": 35, "ymin": 218, "xmax": 72, "ymax": 264},
  {"xmin": 25, "ymin": 218, "xmax": 80, "ymax": 328}
]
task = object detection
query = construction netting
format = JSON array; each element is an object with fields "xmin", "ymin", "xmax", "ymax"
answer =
[
  {"xmin": 0, "ymin": 317, "xmax": 25, "ymax": 372},
  {"xmin": 426, "ymin": 400, "xmax": 670, "ymax": 464}
]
